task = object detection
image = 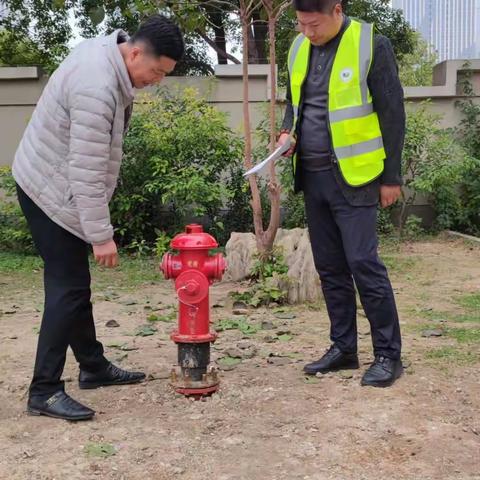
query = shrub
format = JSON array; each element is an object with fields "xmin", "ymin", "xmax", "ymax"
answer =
[
  {"xmin": 0, "ymin": 167, "xmax": 35, "ymax": 254},
  {"xmin": 401, "ymin": 102, "xmax": 471, "ymax": 233},
  {"xmin": 110, "ymin": 87, "xmax": 247, "ymax": 249}
]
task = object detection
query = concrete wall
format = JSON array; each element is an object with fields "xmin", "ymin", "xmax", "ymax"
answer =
[
  {"xmin": 0, "ymin": 64, "xmax": 278, "ymax": 167},
  {"xmin": 404, "ymin": 59, "xmax": 480, "ymax": 128},
  {"xmin": 0, "ymin": 67, "xmax": 48, "ymax": 167},
  {"xmin": 2, "ymin": 59, "xmax": 480, "ymax": 164}
]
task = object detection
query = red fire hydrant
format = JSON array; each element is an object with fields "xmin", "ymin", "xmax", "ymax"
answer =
[{"xmin": 161, "ymin": 224, "xmax": 226, "ymax": 397}]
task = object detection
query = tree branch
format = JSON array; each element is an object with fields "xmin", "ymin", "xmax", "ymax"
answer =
[{"xmin": 195, "ymin": 29, "xmax": 241, "ymax": 64}]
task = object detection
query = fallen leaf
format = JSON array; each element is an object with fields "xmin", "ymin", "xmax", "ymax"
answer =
[{"xmin": 135, "ymin": 325, "xmax": 158, "ymax": 337}]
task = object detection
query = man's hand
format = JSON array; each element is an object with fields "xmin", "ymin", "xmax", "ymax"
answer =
[
  {"xmin": 380, "ymin": 185, "xmax": 402, "ymax": 209},
  {"xmin": 277, "ymin": 132, "xmax": 296, "ymax": 157},
  {"xmin": 93, "ymin": 239, "xmax": 119, "ymax": 268}
]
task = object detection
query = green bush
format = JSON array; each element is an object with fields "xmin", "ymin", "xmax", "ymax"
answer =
[
  {"xmin": 231, "ymin": 247, "xmax": 290, "ymax": 307},
  {"xmin": 0, "ymin": 167, "xmax": 35, "ymax": 254},
  {"xmin": 401, "ymin": 103, "xmax": 471, "ymax": 232},
  {"xmin": 110, "ymin": 87, "xmax": 247, "ymax": 249},
  {"xmin": 403, "ymin": 214, "xmax": 425, "ymax": 240},
  {"xmin": 454, "ymin": 69, "xmax": 480, "ymax": 235},
  {"xmin": 377, "ymin": 206, "xmax": 395, "ymax": 236},
  {"xmin": 279, "ymin": 160, "xmax": 307, "ymax": 229},
  {"xmin": 457, "ymin": 157, "xmax": 480, "ymax": 235}
]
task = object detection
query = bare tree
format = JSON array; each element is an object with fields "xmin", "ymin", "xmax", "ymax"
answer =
[{"xmin": 239, "ymin": 0, "xmax": 291, "ymax": 254}]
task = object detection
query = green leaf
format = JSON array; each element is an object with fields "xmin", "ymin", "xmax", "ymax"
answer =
[
  {"xmin": 135, "ymin": 324, "xmax": 157, "ymax": 337},
  {"xmin": 238, "ymin": 322, "xmax": 260, "ymax": 335},
  {"xmin": 84, "ymin": 442, "xmax": 116, "ymax": 458},
  {"xmin": 215, "ymin": 317, "xmax": 260, "ymax": 335},
  {"xmin": 218, "ymin": 356, "xmax": 242, "ymax": 367},
  {"xmin": 147, "ymin": 312, "xmax": 176, "ymax": 323}
]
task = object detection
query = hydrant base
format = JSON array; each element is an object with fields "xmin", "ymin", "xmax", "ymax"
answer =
[
  {"xmin": 173, "ymin": 384, "xmax": 219, "ymax": 397},
  {"xmin": 170, "ymin": 366, "xmax": 219, "ymax": 398}
]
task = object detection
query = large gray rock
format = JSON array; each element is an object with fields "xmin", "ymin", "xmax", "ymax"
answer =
[
  {"xmin": 225, "ymin": 228, "xmax": 322, "ymax": 304},
  {"xmin": 224, "ymin": 232, "xmax": 257, "ymax": 281}
]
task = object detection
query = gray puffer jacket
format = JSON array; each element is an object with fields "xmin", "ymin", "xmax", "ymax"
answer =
[{"xmin": 13, "ymin": 30, "xmax": 135, "ymax": 245}]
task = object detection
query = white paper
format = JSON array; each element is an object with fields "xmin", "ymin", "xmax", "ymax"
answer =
[{"xmin": 243, "ymin": 136, "xmax": 292, "ymax": 177}]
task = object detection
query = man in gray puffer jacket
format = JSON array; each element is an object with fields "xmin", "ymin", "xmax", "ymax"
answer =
[{"xmin": 13, "ymin": 15, "xmax": 184, "ymax": 421}]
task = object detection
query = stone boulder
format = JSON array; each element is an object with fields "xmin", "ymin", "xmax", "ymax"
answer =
[
  {"xmin": 223, "ymin": 232, "xmax": 257, "ymax": 281},
  {"xmin": 224, "ymin": 228, "xmax": 322, "ymax": 304}
]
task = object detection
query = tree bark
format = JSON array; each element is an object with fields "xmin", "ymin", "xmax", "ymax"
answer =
[
  {"xmin": 205, "ymin": 7, "xmax": 229, "ymax": 65},
  {"xmin": 261, "ymin": 6, "xmax": 281, "ymax": 252},
  {"xmin": 252, "ymin": 9, "xmax": 268, "ymax": 64},
  {"xmin": 247, "ymin": 19, "xmax": 259, "ymax": 63},
  {"xmin": 240, "ymin": 3, "xmax": 266, "ymax": 252}
]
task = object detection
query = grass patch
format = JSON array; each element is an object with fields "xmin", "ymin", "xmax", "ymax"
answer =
[
  {"xmin": 415, "ymin": 292, "xmax": 480, "ymax": 324},
  {"xmin": 381, "ymin": 254, "xmax": 417, "ymax": 273},
  {"xmin": 0, "ymin": 251, "xmax": 42, "ymax": 273},
  {"xmin": 378, "ymin": 236, "xmax": 401, "ymax": 254},
  {"xmin": 408, "ymin": 319, "xmax": 480, "ymax": 344},
  {"xmin": 91, "ymin": 256, "xmax": 163, "ymax": 290},
  {"xmin": 446, "ymin": 327, "xmax": 480, "ymax": 343},
  {"xmin": 425, "ymin": 346, "xmax": 478, "ymax": 365},
  {"xmin": 456, "ymin": 293, "xmax": 480, "ymax": 309},
  {"xmin": 419, "ymin": 309, "xmax": 449, "ymax": 322},
  {"xmin": 0, "ymin": 252, "xmax": 164, "ymax": 303},
  {"xmin": 403, "ymin": 321, "xmax": 440, "ymax": 334},
  {"xmin": 450, "ymin": 313, "xmax": 480, "ymax": 323},
  {"xmin": 0, "ymin": 252, "xmax": 163, "ymax": 290},
  {"xmin": 84, "ymin": 442, "xmax": 116, "ymax": 458}
]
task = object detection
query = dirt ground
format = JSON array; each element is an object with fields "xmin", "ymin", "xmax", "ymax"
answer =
[{"xmin": 1, "ymin": 236, "xmax": 479, "ymax": 480}]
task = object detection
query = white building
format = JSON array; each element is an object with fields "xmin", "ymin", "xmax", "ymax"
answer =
[{"xmin": 392, "ymin": 0, "xmax": 480, "ymax": 61}]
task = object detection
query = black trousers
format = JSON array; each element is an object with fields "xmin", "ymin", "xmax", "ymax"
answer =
[
  {"xmin": 17, "ymin": 185, "xmax": 109, "ymax": 398},
  {"xmin": 303, "ymin": 170, "xmax": 402, "ymax": 360}
]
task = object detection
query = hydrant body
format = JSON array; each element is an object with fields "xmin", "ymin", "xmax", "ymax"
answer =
[{"xmin": 161, "ymin": 224, "xmax": 225, "ymax": 396}]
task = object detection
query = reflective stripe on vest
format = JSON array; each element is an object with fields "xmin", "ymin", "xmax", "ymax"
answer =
[{"xmin": 288, "ymin": 20, "xmax": 386, "ymax": 187}]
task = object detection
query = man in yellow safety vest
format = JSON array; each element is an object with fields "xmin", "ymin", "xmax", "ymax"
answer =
[{"xmin": 278, "ymin": 0, "xmax": 405, "ymax": 387}]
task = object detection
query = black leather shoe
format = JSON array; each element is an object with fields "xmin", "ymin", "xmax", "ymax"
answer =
[
  {"xmin": 361, "ymin": 356, "xmax": 403, "ymax": 388},
  {"xmin": 304, "ymin": 344, "xmax": 359, "ymax": 375},
  {"xmin": 79, "ymin": 363, "xmax": 146, "ymax": 389},
  {"xmin": 27, "ymin": 391, "xmax": 95, "ymax": 421}
]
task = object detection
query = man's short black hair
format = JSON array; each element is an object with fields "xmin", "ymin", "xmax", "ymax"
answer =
[
  {"xmin": 293, "ymin": 0, "xmax": 342, "ymax": 13},
  {"xmin": 130, "ymin": 15, "xmax": 185, "ymax": 61}
]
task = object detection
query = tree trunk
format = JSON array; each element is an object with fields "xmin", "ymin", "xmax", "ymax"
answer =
[
  {"xmin": 206, "ymin": 8, "xmax": 228, "ymax": 65},
  {"xmin": 262, "ymin": 13, "xmax": 281, "ymax": 252},
  {"xmin": 247, "ymin": 20, "xmax": 259, "ymax": 63},
  {"xmin": 214, "ymin": 25, "xmax": 228, "ymax": 64},
  {"xmin": 196, "ymin": 30, "xmax": 241, "ymax": 64},
  {"xmin": 252, "ymin": 9, "xmax": 268, "ymax": 64},
  {"xmin": 241, "ymin": 15, "xmax": 265, "ymax": 251}
]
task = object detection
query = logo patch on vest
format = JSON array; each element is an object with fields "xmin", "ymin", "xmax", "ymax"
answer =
[{"xmin": 340, "ymin": 68, "xmax": 353, "ymax": 83}]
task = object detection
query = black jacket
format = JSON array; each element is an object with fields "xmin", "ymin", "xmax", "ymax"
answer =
[{"xmin": 282, "ymin": 18, "xmax": 406, "ymax": 206}]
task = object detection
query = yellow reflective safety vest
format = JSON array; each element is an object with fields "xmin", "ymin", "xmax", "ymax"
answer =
[{"xmin": 288, "ymin": 19, "xmax": 386, "ymax": 187}]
